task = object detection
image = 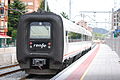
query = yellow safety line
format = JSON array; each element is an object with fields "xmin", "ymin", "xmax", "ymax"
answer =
[{"xmin": 80, "ymin": 60, "xmax": 93, "ymax": 80}]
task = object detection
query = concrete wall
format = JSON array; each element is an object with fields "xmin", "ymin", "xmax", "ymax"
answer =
[{"xmin": 0, "ymin": 47, "xmax": 17, "ymax": 65}]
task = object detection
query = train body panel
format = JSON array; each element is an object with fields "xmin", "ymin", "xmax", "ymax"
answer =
[{"xmin": 63, "ymin": 41, "xmax": 92, "ymax": 60}]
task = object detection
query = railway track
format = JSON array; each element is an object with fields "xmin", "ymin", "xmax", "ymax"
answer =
[
  {"xmin": 21, "ymin": 74, "xmax": 54, "ymax": 80},
  {"xmin": 0, "ymin": 64, "xmax": 54, "ymax": 80},
  {"xmin": 0, "ymin": 64, "xmax": 23, "ymax": 77}
]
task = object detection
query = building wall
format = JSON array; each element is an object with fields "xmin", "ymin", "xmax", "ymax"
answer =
[
  {"xmin": 0, "ymin": 0, "xmax": 41, "ymax": 47},
  {"xmin": 0, "ymin": 0, "xmax": 8, "ymax": 35},
  {"xmin": 10, "ymin": 0, "xmax": 41, "ymax": 13},
  {"xmin": 76, "ymin": 20, "xmax": 93, "ymax": 32},
  {"xmin": 76, "ymin": 20, "xmax": 87, "ymax": 28},
  {"xmin": 20, "ymin": 0, "xmax": 41, "ymax": 13}
]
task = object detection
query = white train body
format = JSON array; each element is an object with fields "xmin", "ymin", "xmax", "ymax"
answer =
[{"xmin": 62, "ymin": 17, "xmax": 92, "ymax": 61}]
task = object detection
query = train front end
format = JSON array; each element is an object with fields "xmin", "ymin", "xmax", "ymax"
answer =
[{"xmin": 17, "ymin": 11, "xmax": 64, "ymax": 75}]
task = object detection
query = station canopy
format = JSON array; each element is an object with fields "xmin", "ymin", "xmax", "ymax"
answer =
[{"xmin": 0, "ymin": 34, "xmax": 11, "ymax": 38}]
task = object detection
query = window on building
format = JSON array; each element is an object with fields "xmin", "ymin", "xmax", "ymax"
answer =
[
  {"xmin": 114, "ymin": 22, "xmax": 118, "ymax": 26},
  {"xmin": 1, "ymin": 0, "xmax": 4, "ymax": 3},
  {"xmin": 1, "ymin": 21, "xmax": 4, "ymax": 27},
  {"xmin": 0, "ymin": 7, "xmax": 4, "ymax": 14},
  {"xmin": 0, "ymin": 3, "xmax": 4, "ymax": 7},
  {"xmin": 27, "ymin": 9, "xmax": 33, "ymax": 12},
  {"xmin": 23, "ymin": 2, "xmax": 27, "ymax": 5},
  {"xmin": 27, "ymin": 2, "xmax": 33, "ymax": 6}
]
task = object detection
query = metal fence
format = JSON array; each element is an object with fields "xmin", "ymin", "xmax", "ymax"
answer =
[
  {"xmin": 0, "ymin": 39, "xmax": 16, "ymax": 48},
  {"xmin": 105, "ymin": 37, "xmax": 120, "ymax": 57}
]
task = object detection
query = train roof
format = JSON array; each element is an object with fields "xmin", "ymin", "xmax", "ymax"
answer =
[{"xmin": 61, "ymin": 16, "xmax": 92, "ymax": 36}]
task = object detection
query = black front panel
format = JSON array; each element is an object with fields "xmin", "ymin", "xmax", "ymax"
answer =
[
  {"xmin": 29, "ymin": 22, "xmax": 52, "ymax": 52},
  {"xmin": 17, "ymin": 11, "xmax": 64, "ymax": 67},
  {"xmin": 29, "ymin": 40, "xmax": 52, "ymax": 52}
]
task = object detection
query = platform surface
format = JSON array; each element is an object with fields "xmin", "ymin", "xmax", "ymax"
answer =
[
  {"xmin": 51, "ymin": 44, "xmax": 120, "ymax": 80},
  {"xmin": 83, "ymin": 44, "xmax": 120, "ymax": 80}
]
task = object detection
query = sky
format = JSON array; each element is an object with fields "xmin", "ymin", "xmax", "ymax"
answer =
[{"xmin": 47, "ymin": 0, "xmax": 116, "ymax": 30}]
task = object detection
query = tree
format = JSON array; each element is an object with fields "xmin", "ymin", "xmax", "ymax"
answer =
[
  {"xmin": 8, "ymin": 0, "xmax": 26, "ymax": 39},
  {"xmin": 92, "ymin": 32, "xmax": 106, "ymax": 40},
  {"xmin": 60, "ymin": 12, "xmax": 69, "ymax": 20}
]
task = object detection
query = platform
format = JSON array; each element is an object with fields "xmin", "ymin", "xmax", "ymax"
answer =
[{"xmin": 51, "ymin": 44, "xmax": 120, "ymax": 80}]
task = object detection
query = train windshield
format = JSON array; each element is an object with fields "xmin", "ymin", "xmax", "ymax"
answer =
[{"xmin": 30, "ymin": 22, "xmax": 51, "ymax": 39}]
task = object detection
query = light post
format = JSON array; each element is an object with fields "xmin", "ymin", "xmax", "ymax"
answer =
[
  {"xmin": 44, "ymin": 0, "xmax": 47, "ymax": 11},
  {"xmin": 69, "ymin": 0, "xmax": 71, "ymax": 19}
]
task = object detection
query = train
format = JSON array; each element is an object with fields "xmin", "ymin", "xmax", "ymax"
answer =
[{"xmin": 17, "ymin": 11, "xmax": 92, "ymax": 75}]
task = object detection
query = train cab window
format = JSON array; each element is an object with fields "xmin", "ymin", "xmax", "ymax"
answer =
[
  {"xmin": 29, "ymin": 22, "xmax": 52, "ymax": 52},
  {"xmin": 30, "ymin": 22, "xmax": 51, "ymax": 39}
]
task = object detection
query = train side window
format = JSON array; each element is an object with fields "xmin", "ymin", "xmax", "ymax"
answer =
[
  {"xmin": 68, "ymin": 32, "xmax": 82, "ymax": 42},
  {"xmin": 65, "ymin": 31, "xmax": 68, "ymax": 43},
  {"xmin": 66, "ymin": 31, "xmax": 68, "ymax": 36}
]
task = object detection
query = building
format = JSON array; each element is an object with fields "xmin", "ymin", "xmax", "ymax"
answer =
[
  {"xmin": 10, "ymin": 0, "xmax": 41, "ymax": 13},
  {"xmin": 76, "ymin": 20, "xmax": 93, "ymax": 32},
  {"xmin": 76, "ymin": 20, "xmax": 87, "ymax": 28},
  {"xmin": 0, "ymin": 0, "xmax": 11, "ymax": 47},
  {"xmin": 112, "ymin": 8, "xmax": 120, "ymax": 30},
  {"xmin": 112, "ymin": 8, "xmax": 120, "ymax": 37},
  {"xmin": 0, "ymin": 0, "xmax": 41, "ymax": 47}
]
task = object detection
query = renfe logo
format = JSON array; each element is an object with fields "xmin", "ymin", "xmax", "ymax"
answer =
[{"xmin": 33, "ymin": 43, "xmax": 47, "ymax": 48}]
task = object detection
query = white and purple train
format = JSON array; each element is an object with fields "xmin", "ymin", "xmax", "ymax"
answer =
[{"xmin": 17, "ymin": 11, "xmax": 92, "ymax": 75}]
